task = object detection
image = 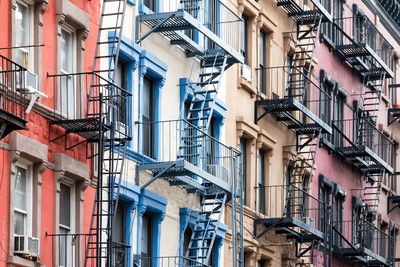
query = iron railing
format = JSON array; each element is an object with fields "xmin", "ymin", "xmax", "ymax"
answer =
[
  {"xmin": 254, "ymin": 184, "xmax": 330, "ymax": 231},
  {"xmin": 335, "ymin": 219, "xmax": 391, "ymax": 259},
  {"xmin": 333, "ymin": 118, "xmax": 394, "ymax": 167},
  {"xmin": 137, "ymin": 119, "xmax": 241, "ymax": 186},
  {"xmin": 256, "ymin": 66, "xmax": 332, "ymax": 119},
  {"xmin": 0, "ymin": 54, "xmax": 27, "ymax": 119},
  {"xmin": 333, "ymin": 15, "xmax": 394, "ymax": 71},
  {"xmin": 140, "ymin": 0, "xmax": 241, "ymax": 52},
  {"xmin": 137, "ymin": 256, "xmax": 209, "ymax": 267}
]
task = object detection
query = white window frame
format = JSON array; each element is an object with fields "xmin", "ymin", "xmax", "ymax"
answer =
[
  {"xmin": 13, "ymin": 160, "xmax": 33, "ymax": 238},
  {"xmin": 59, "ymin": 182, "xmax": 76, "ymax": 267},
  {"xmin": 59, "ymin": 24, "xmax": 77, "ymax": 119},
  {"xmin": 15, "ymin": 0, "xmax": 34, "ymax": 70}
]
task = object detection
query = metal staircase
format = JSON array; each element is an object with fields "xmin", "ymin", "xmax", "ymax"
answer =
[
  {"xmin": 289, "ymin": 239, "xmax": 321, "ymax": 267},
  {"xmin": 360, "ymin": 73, "xmax": 386, "ymax": 123},
  {"xmin": 184, "ymin": 192, "xmax": 227, "ymax": 266}
]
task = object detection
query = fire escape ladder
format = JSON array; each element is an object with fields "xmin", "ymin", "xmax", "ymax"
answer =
[
  {"xmin": 185, "ymin": 51, "xmax": 228, "ymax": 131},
  {"xmin": 362, "ymin": 169, "xmax": 385, "ymax": 218},
  {"xmin": 184, "ymin": 192, "xmax": 227, "ymax": 266},
  {"xmin": 360, "ymin": 72, "xmax": 385, "ymax": 123}
]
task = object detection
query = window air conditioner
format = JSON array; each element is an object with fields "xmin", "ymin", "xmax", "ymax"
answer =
[
  {"xmin": 303, "ymin": 217, "xmax": 315, "ymax": 228},
  {"xmin": 241, "ymin": 64, "xmax": 252, "ymax": 82},
  {"xmin": 16, "ymin": 70, "xmax": 47, "ymax": 114},
  {"xmin": 14, "ymin": 235, "xmax": 40, "ymax": 258}
]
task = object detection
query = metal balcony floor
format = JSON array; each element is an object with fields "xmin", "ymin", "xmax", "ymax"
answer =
[
  {"xmin": 0, "ymin": 109, "xmax": 27, "ymax": 140},
  {"xmin": 254, "ymin": 217, "xmax": 324, "ymax": 242},
  {"xmin": 335, "ymin": 247, "xmax": 389, "ymax": 266},
  {"xmin": 137, "ymin": 159, "xmax": 232, "ymax": 193},
  {"xmin": 138, "ymin": 10, "xmax": 243, "ymax": 64},
  {"xmin": 256, "ymin": 98, "xmax": 332, "ymax": 134}
]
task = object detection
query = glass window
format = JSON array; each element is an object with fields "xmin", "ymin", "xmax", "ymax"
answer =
[
  {"xmin": 333, "ymin": 94, "xmax": 344, "ymax": 147},
  {"xmin": 15, "ymin": 1, "xmax": 32, "ymax": 68},
  {"xmin": 333, "ymin": 196, "xmax": 343, "ymax": 247},
  {"xmin": 258, "ymin": 149, "xmax": 266, "ymax": 214},
  {"xmin": 59, "ymin": 183, "xmax": 73, "ymax": 267},
  {"xmin": 142, "ymin": 76, "xmax": 155, "ymax": 158},
  {"xmin": 112, "ymin": 202, "xmax": 126, "ymax": 267},
  {"xmin": 141, "ymin": 213, "xmax": 153, "ymax": 267},
  {"xmin": 143, "ymin": 0, "xmax": 157, "ymax": 12},
  {"xmin": 115, "ymin": 60, "xmax": 128, "ymax": 125},
  {"xmin": 183, "ymin": 228, "xmax": 192, "ymax": 257},
  {"xmin": 259, "ymin": 30, "xmax": 267, "ymax": 95},
  {"xmin": 333, "ymin": 0, "xmax": 344, "ymax": 44},
  {"xmin": 239, "ymin": 138, "xmax": 247, "ymax": 206},
  {"xmin": 60, "ymin": 28, "xmax": 76, "ymax": 118},
  {"xmin": 240, "ymin": 15, "xmax": 249, "ymax": 65},
  {"xmin": 14, "ymin": 166, "xmax": 28, "ymax": 236},
  {"xmin": 319, "ymin": 186, "xmax": 330, "ymax": 232}
]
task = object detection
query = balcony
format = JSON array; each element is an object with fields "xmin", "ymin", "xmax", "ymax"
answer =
[
  {"xmin": 0, "ymin": 55, "xmax": 27, "ymax": 140},
  {"xmin": 332, "ymin": 15, "xmax": 394, "ymax": 79},
  {"xmin": 255, "ymin": 66, "xmax": 332, "ymax": 135},
  {"xmin": 277, "ymin": 0, "xmax": 332, "ymax": 23},
  {"xmin": 254, "ymin": 185, "xmax": 329, "ymax": 242},
  {"xmin": 333, "ymin": 219, "xmax": 393, "ymax": 266},
  {"xmin": 48, "ymin": 72, "xmax": 131, "ymax": 149},
  {"xmin": 137, "ymin": 0, "xmax": 243, "ymax": 65},
  {"xmin": 136, "ymin": 119, "xmax": 240, "ymax": 194},
  {"xmin": 333, "ymin": 118, "xmax": 394, "ymax": 174}
]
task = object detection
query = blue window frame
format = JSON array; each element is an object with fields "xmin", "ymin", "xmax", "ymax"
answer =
[
  {"xmin": 110, "ymin": 179, "xmax": 141, "ymax": 267},
  {"xmin": 179, "ymin": 208, "xmax": 227, "ymax": 267},
  {"xmin": 137, "ymin": 190, "xmax": 168, "ymax": 267},
  {"xmin": 138, "ymin": 50, "xmax": 167, "ymax": 161},
  {"xmin": 108, "ymin": 32, "xmax": 141, "ymax": 149},
  {"xmin": 139, "ymin": 0, "xmax": 161, "ymax": 14}
]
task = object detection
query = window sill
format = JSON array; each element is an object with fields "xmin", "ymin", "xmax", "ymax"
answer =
[
  {"xmin": 320, "ymin": 137, "xmax": 335, "ymax": 151},
  {"xmin": 238, "ymin": 77, "xmax": 256, "ymax": 98},
  {"xmin": 320, "ymin": 33, "xmax": 336, "ymax": 51},
  {"xmin": 7, "ymin": 255, "xmax": 43, "ymax": 267}
]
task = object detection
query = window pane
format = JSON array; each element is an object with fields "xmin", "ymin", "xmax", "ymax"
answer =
[
  {"xmin": 61, "ymin": 29, "xmax": 72, "ymax": 73},
  {"xmin": 115, "ymin": 61, "xmax": 127, "ymax": 124},
  {"xmin": 240, "ymin": 15, "xmax": 248, "ymax": 64},
  {"xmin": 14, "ymin": 166, "xmax": 27, "ymax": 211},
  {"xmin": 240, "ymin": 139, "xmax": 247, "ymax": 205},
  {"xmin": 143, "ymin": 78, "xmax": 152, "ymax": 118},
  {"xmin": 59, "ymin": 227, "xmax": 68, "ymax": 267},
  {"xmin": 14, "ymin": 211, "xmax": 26, "ymax": 235},
  {"xmin": 141, "ymin": 214, "xmax": 152, "ymax": 267},
  {"xmin": 60, "ymin": 184, "xmax": 71, "ymax": 227}
]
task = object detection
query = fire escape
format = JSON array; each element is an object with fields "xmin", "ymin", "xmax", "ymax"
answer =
[
  {"xmin": 253, "ymin": 0, "xmax": 332, "ymax": 266},
  {"xmin": 329, "ymin": 5, "xmax": 395, "ymax": 266},
  {"xmin": 136, "ymin": 0, "xmax": 244, "ymax": 266},
  {"xmin": 0, "ymin": 55, "xmax": 27, "ymax": 140},
  {"xmin": 47, "ymin": 0, "xmax": 131, "ymax": 266}
]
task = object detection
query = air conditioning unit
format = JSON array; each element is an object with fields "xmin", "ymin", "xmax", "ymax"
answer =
[
  {"xmin": 303, "ymin": 217, "xmax": 315, "ymax": 228},
  {"xmin": 241, "ymin": 64, "xmax": 252, "ymax": 82},
  {"xmin": 17, "ymin": 70, "xmax": 38, "ymax": 93},
  {"xmin": 14, "ymin": 235, "xmax": 40, "ymax": 258},
  {"xmin": 206, "ymin": 164, "xmax": 230, "ymax": 182}
]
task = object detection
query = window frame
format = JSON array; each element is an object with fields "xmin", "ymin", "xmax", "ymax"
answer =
[
  {"xmin": 15, "ymin": 0, "xmax": 34, "ymax": 70},
  {"xmin": 141, "ymin": 213, "xmax": 154, "ymax": 267},
  {"xmin": 259, "ymin": 30, "xmax": 267, "ymax": 95},
  {"xmin": 258, "ymin": 149, "xmax": 266, "ymax": 214},
  {"xmin": 59, "ymin": 182, "xmax": 76, "ymax": 267},
  {"xmin": 142, "ymin": 75, "xmax": 155, "ymax": 159},
  {"xmin": 240, "ymin": 15, "xmax": 249, "ymax": 65},
  {"xmin": 239, "ymin": 138, "xmax": 248, "ymax": 206}
]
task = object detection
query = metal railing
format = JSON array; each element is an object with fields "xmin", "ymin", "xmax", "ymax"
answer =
[
  {"xmin": 333, "ymin": 118, "xmax": 394, "ymax": 166},
  {"xmin": 257, "ymin": 66, "xmax": 332, "ymax": 119},
  {"xmin": 137, "ymin": 256, "xmax": 209, "ymax": 267},
  {"xmin": 0, "ymin": 54, "xmax": 27, "ymax": 119},
  {"xmin": 141, "ymin": 0, "xmax": 241, "ymax": 52},
  {"xmin": 48, "ymin": 72, "xmax": 131, "ymax": 125},
  {"xmin": 254, "ymin": 185, "xmax": 330, "ymax": 231},
  {"xmin": 335, "ymin": 219, "xmax": 390, "ymax": 259},
  {"xmin": 137, "ymin": 119, "xmax": 241, "ymax": 186},
  {"xmin": 333, "ymin": 15, "xmax": 394, "ymax": 71}
]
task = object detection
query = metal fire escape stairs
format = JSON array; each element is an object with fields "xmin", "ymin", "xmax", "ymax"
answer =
[
  {"xmin": 136, "ymin": 1, "xmax": 244, "ymax": 266},
  {"xmin": 84, "ymin": 0, "xmax": 129, "ymax": 266},
  {"xmin": 254, "ymin": 1, "xmax": 332, "ymax": 266}
]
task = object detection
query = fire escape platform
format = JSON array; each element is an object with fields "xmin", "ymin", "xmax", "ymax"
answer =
[
  {"xmin": 256, "ymin": 99, "xmax": 332, "ymax": 135},
  {"xmin": 336, "ymin": 145, "xmax": 393, "ymax": 174},
  {"xmin": 335, "ymin": 247, "xmax": 389, "ymax": 266},
  {"xmin": 277, "ymin": 0, "xmax": 332, "ymax": 23},
  {"xmin": 0, "ymin": 109, "xmax": 27, "ymax": 140},
  {"xmin": 137, "ymin": 10, "xmax": 244, "ymax": 65},
  {"xmin": 137, "ymin": 159, "xmax": 232, "ymax": 193},
  {"xmin": 254, "ymin": 217, "xmax": 324, "ymax": 242}
]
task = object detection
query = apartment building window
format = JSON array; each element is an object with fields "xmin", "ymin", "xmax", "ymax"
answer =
[
  {"xmin": 334, "ymin": 0, "xmax": 344, "ymax": 44},
  {"xmin": 14, "ymin": 165, "xmax": 32, "ymax": 237},
  {"xmin": 143, "ymin": 0, "xmax": 157, "ymax": 12},
  {"xmin": 15, "ymin": 1, "xmax": 34, "ymax": 69},
  {"xmin": 183, "ymin": 228, "xmax": 192, "ymax": 257},
  {"xmin": 141, "ymin": 213, "xmax": 153, "ymax": 267},
  {"xmin": 333, "ymin": 195, "xmax": 343, "ymax": 247},
  {"xmin": 321, "ymin": 0, "xmax": 332, "ymax": 39},
  {"xmin": 257, "ymin": 259, "xmax": 265, "ymax": 267},
  {"xmin": 60, "ymin": 26, "xmax": 77, "ymax": 118},
  {"xmin": 115, "ymin": 60, "xmax": 128, "ymax": 125},
  {"xmin": 142, "ymin": 76, "xmax": 155, "ymax": 159},
  {"xmin": 379, "ymin": 223, "xmax": 388, "ymax": 258},
  {"xmin": 333, "ymin": 93, "xmax": 344, "ymax": 147},
  {"xmin": 319, "ymin": 185, "xmax": 330, "ymax": 232},
  {"xmin": 258, "ymin": 150, "xmax": 266, "ymax": 214},
  {"xmin": 259, "ymin": 30, "xmax": 267, "ymax": 95},
  {"xmin": 240, "ymin": 138, "xmax": 248, "ymax": 206},
  {"xmin": 112, "ymin": 202, "xmax": 126, "ymax": 267},
  {"xmin": 240, "ymin": 15, "xmax": 249, "ymax": 65},
  {"xmin": 59, "ymin": 183, "xmax": 75, "ymax": 267},
  {"xmin": 320, "ymin": 82, "xmax": 333, "ymax": 125}
]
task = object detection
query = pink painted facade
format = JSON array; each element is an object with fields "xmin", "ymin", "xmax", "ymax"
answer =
[{"xmin": 0, "ymin": 0, "xmax": 100, "ymax": 266}]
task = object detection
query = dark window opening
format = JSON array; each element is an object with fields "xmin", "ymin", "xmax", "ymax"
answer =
[
  {"xmin": 141, "ymin": 213, "xmax": 153, "ymax": 267},
  {"xmin": 259, "ymin": 30, "xmax": 267, "ymax": 95},
  {"xmin": 143, "ymin": 0, "xmax": 157, "ymax": 12},
  {"xmin": 258, "ymin": 149, "xmax": 266, "ymax": 214},
  {"xmin": 142, "ymin": 76, "xmax": 155, "ymax": 158},
  {"xmin": 240, "ymin": 15, "xmax": 249, "ymax": 65}
]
